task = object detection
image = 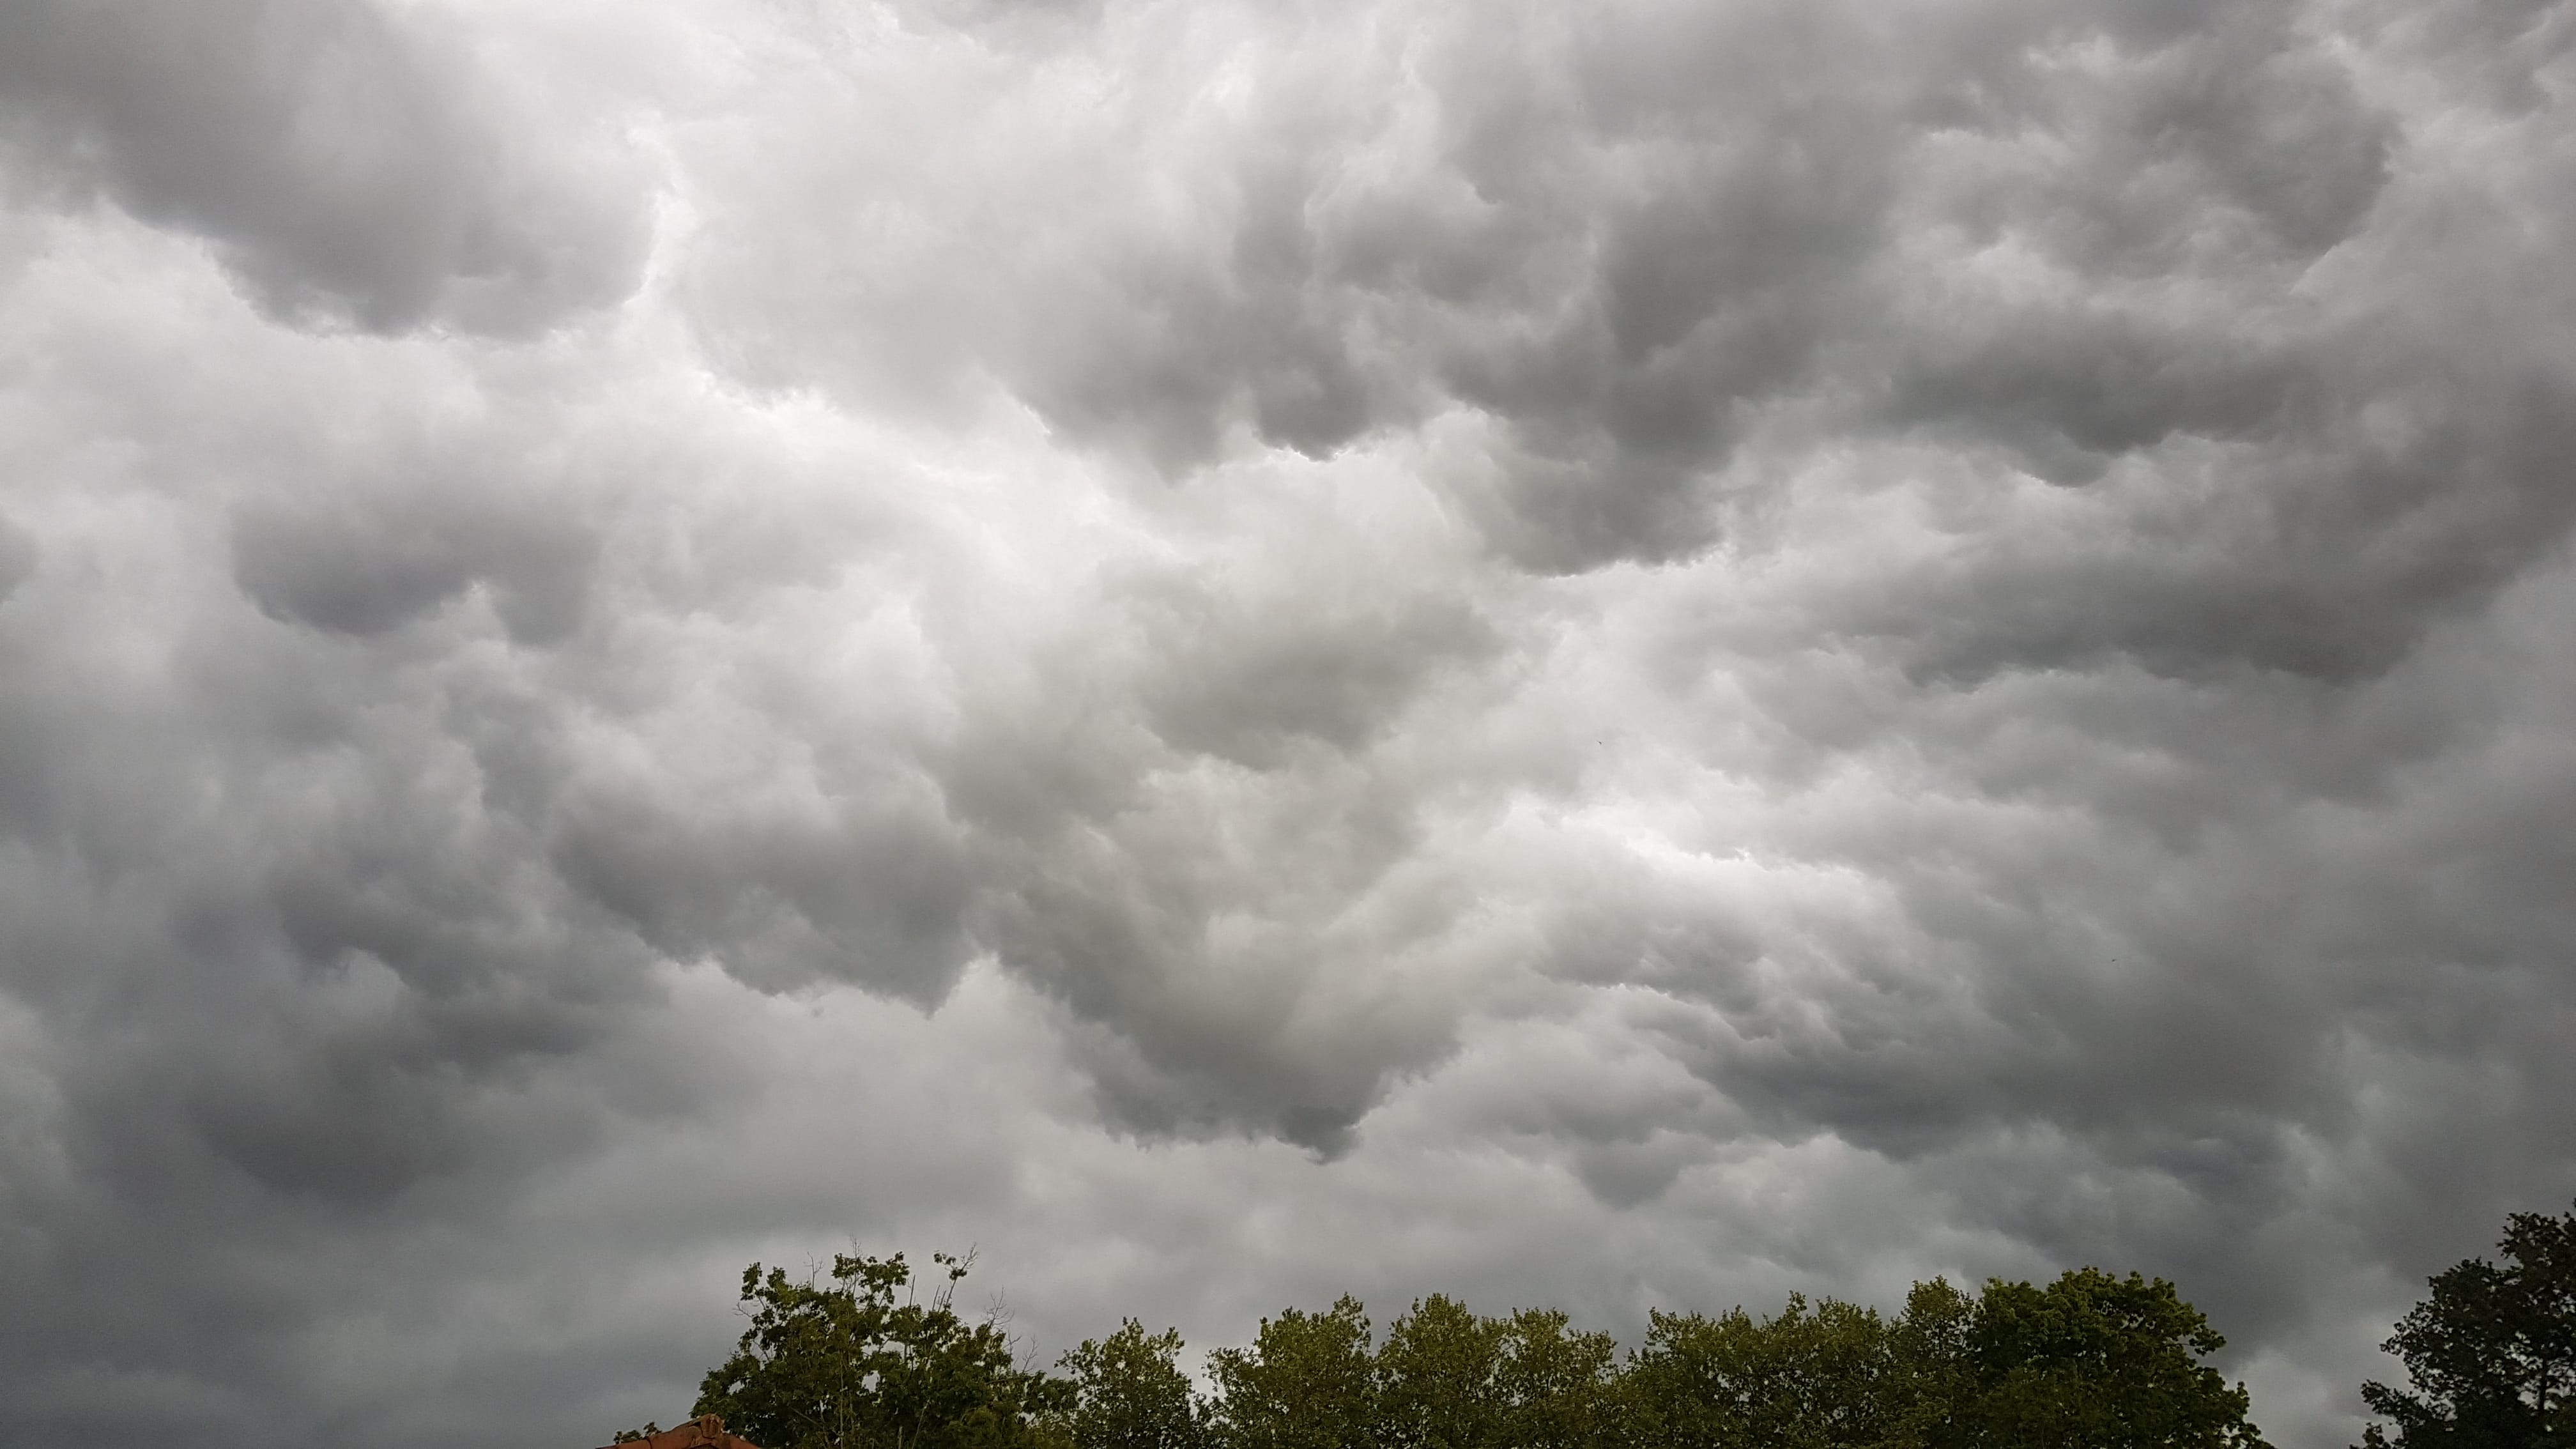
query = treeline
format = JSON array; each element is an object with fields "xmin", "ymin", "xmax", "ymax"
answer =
[{"xmin": 663, "ymin": 1252, "xmax": 2271, "ymax": 1449}]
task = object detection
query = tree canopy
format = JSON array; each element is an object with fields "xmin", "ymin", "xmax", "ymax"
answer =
[
  {"xmin": 1059, "ymin": 1319, "xmax": 1202, "ymax": 1449},
  {"xmin": 1947, "ymin": 1269, "xmax": 2265, "ymax": 1449},
  {"xmin": 2360, "ymin": 1202, "xmax": 2576, "ymax": 1449},
  {"xmin": 633, "ymin": 1254, "xmax": 2271, "ymax": 1449},
  {"xmin": 689, "ymin": 1251, "xmax": 1068, "ymax": 1449}
]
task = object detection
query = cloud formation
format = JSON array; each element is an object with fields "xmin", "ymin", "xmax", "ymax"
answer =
[
  {"xmin": 0, "ymin": 0, "xmax": 648, "ymax": 332},
  {"xmin": 1, "ymin": 1, "xmax": 2573, "ymax": 1446}
]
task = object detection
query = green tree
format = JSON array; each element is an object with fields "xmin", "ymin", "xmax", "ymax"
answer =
[
  {"xmin": 1059, "ymin": 1320, "xmax": 1204, "ymax": 1449},
  {"xmin": 2359, "ymin": 1202, "xmax": 2576, "ymax": 1448},
  {"xmin": 1376, "ymin": 1296, "xmax": 1508, "ymax": 1449},
  {"xmin": 659, "ymin": 1249, "xmax": 2271, "ymax": 1449},
  {"xmin": 1492, "ymin": 1308, "xmax": 1620, "ymax": 1449},
  {"xmin": 1207, "ymin": 1296, "xmax": 1376, "ymax": 1449},
  {"xmin": 1369, "ymin": 1296, "xmax": 1620, "ymax": 1449},
  {"xmin": 1943, "ymin": 1269, "xmax": 2268, "ymax": 1449},
  {"xmin": 1887, "ymin": 1279, "xmax": 1976, "ymax": 1448},
  {"xmin": 692, "ymin": 1250, "xmax": 1070, "ymax": 1449},
  {"xmin": 1623, "ymin": 1292, "xmax": 1918, "ymax": 1449}
]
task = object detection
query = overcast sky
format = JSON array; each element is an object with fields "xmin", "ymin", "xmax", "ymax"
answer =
[{"xmin": 1, "ymin": 1, "xmax": 2573, "ymax": 1445}]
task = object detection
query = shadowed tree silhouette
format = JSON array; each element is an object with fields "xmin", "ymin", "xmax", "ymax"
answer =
[{"xmin": 2361, "ymin": 1203, "xmax": 2576, "ymax": 1449}]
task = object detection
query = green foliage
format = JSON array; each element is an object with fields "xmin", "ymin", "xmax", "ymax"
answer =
[
  {"xmin": 657, "ymin": 1250, "xmax": 2270, "ymax": 1449},
  {"xmin": 691, "ymin": 1250, "xmax": 1070, "ymax": 1449},
  {"xmin": 1887, "ymin": 1280, "xmax": 1976, "ymax": 1448},
  {"xmin": 1945, "ymin": 1269, "xmax": 2269, "ymax": 1449},
  {"xmin": 1372, "ymin": 1296, "xmax": 1621, "ymax": 1449},
  {"xmin": 1624, "ymin": 1292, "xmax": 1920, "ymax": 1449},
  {"xmin": 1059, "ymin": 1320, "xmax": 1201, "ymax": 1449},
  {"xmin": 1206, "ymin": 1296, "xmax": 1376, "ymax": 1449},
  {"xmin": 1620, "ymin": 1271, "xmax": 2262, "ymax": 1449},
  {"xmin": 1376, "ymin": 1294, "xmax": 1510, "ymax": 1449},
  {"xmin": 1491, "ymin": 1308, "xmax": 1621, "ymax": 1449},
  {"xmin": 2359, "ymin": 1202, "xmax": 2576, "ymax": 1449}
]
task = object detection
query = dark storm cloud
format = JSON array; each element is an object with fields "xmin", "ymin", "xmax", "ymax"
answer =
[
  {"xmin": 2, "ymin": 0, "xmax": 2575, "ymax": 1446},
  {"xmin": 231, "ymin": 471, "xmax": 599, "ymax": 641},
  {"xmin": 0, "ymin": 0, "xmax": 647, "ymax": 332}
]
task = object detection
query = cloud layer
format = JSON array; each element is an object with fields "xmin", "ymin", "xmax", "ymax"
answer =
[{"xmin": 2, "ymin": 1, "xmax": 2573, "ymax": 1445}]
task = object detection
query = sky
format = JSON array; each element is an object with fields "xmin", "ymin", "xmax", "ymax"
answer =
[{"xmin": 0, "ymin": 1, "xmax": 2572, "ymax": 1445}]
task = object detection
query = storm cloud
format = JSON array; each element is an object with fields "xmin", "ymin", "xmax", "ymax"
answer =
[{"xmin": 2, "ymin": 0, "xmax": 2573, "ymax": 1445}]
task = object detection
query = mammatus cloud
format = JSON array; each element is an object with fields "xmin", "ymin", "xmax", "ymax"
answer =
[
  {"xmin": 0, "ymin": 0, "xmax": 2571, "ymax": 1445},
  {"xmin": 0, "ymin": 0, "xmax": 648, "ymax": 332}
]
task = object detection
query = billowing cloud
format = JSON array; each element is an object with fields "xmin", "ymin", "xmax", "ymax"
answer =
[
  {"xmin": 0, "ymin": 0, "xmax": 649, "ymax": 332},
  {"xmin": 1, "ymin": 1, "xmax": 2572, "ymax": 1446}
]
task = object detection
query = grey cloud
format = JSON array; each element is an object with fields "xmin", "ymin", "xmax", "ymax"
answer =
[
  {"xmin": 0, "ymin": 0, "xmax": 648, "ymax": 334},
  {"xmin": 1008, "ymin": 143, "xmax": 1392, "ymax": 468},
  {"xmin": 677, "ymin": 0, "xmax": 2420, "ymax": 581},
  {"xmin": 680, "ymin": 0, "xmax": 1905, "ymax": 564},
  {"xmin": 231, "ymin": 480, "xmax": 597, "ymax": 641},
  {"xmin": 966, "ymin": 751, "xmax": 1454, "ymax": 1149},
  {"xmin": 1130, "ymin": 578, "xmax": 1496, "ymax": 767},
  {"xmin": 548, "ymin": 769, "xmax": 979, "ymax": 1002},
  {"xmin": 4, "ymin": 0, "xmax": 2576, "ymax": 1446},
  {"xmin": 1856, "ymin": 353, "xmax": 2576, "ymax": 683},
  {"xmin": 1922, "ymin": 5, "xmax": 2396, "ymax": 272},
  {"xmin": 0, "ymin": 510, "xmax": 35, "ymax": 605},
  {"xmin": 2349, "ymin": 0, "xmax": 2570, "ymax": 116}
]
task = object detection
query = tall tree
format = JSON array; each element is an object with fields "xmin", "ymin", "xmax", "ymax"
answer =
[
  {"xmin": 1059, "ymin": 1320, "xmax": 1204, "ymax": 1449},
  {"xmin": 2360, "ymin": 1203, "xmax": 2576, "ymax": 1449},
  {"xmin": 1376, "ymin": 1296, "xmax": 1508, "ymax": 1449},
  {"xmin": 1492, "ymin": 1308, "xmax": 1620, "ymax": 1449},
  {"xmin": 655, "ymin": 1252, "xmax": 2271, "ymax": 1449},
  {"xmin": 1206, "ymin": 1297, "xmax": 1376, "ymax": 1449},
  {"xmin": 1943, "ymin": 1269, "xmax": 2269, "ymax": 1449},
  {"xmin": 691, "ymin": 1251, "xmax": 1069, "ymax": 1449},
  {"xmin": 1623, "ymin": 1292, "xmax": 1917, "ymax": 1449},
  {"xmin": 1887, "ymin": 1280, "xmax": 1977, "ymax": 1449}
]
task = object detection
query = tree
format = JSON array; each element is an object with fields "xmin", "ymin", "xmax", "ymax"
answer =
[
  {"xmin": 652, "ymin": 1250, "xmax": 2269, "ymax": 1449},
  {"xmin": 1206, "ymin": 1296, "xmax": 1376, "ymax": 1449},
  {"xmin": 1369, "ymin": 1295, "xmax": 1620, "ymax": 1449},
  {"xmin": 1887, "ymin": 1280, "xmax": 1976, "ymax": 1449},
  {"xmin": 1943, "ymin": 1269, "xmax": 2269, "ymax": 1449},
  {"xmin": 691, "ymin": 1250, "xmax": 1070, "ymax": 1449},
  {"xmin": 1613, "ymin": 1269, "xmax": 2262, "ymax": 1449},
  {"xmin": 1375, "ymin": 1295, "xmax": 1508, "ymax": 1449},
  {"xmin": 1059, "ymin": 1320, "xmax": 1204, "ymax": 1449},
  {"xmin": 2359, "ymin": 1202, "xmax": 2576, "ymax": 1449},
  {"xmin": 1491, "ymin": 1307, "xmax": 1620, "ymax": 1449},
  {"xmin": 1623, "ymin": 1292, "xmax": 1919, "ymax": 1449}
]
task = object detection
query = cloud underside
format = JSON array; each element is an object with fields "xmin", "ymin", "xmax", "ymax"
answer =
[{"xmin": 1, "ymin": 0, "xmax": 2573, "ymax": 1446}]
